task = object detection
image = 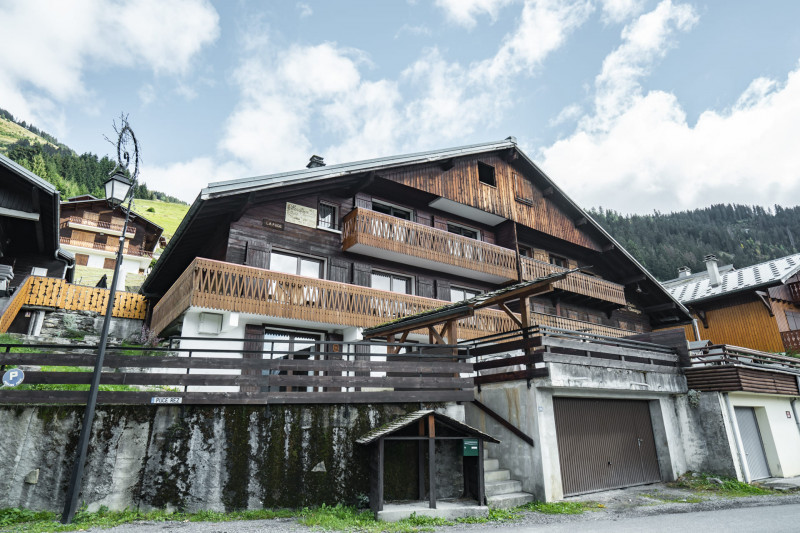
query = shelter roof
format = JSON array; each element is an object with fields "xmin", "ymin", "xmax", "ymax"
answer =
[{"xmin": 356, "ymin": 409, "xmax": 499, "ymax": 445}]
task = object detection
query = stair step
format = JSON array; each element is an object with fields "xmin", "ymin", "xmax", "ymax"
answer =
[
  {"xmin": 487, "ymin": 491, "xmax": 536, "ymax": 509},
  {"xmin": 484, "ymin": 468, "xmax": 511, "ymax": 482},
  {"xmin": 485, "ymin": 479, "xmax": 523, "ymax": 496},
  {"xmin": 483, "ymin": 458, "xmax": 499, "ymax": 471}
]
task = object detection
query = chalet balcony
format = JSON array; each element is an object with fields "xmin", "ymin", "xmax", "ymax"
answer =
[
  {"xmin": 60, "ymin": 236, "xmax": 153, "ymax": 257},
  {"xmin": 151, "ymin": 258, "xmax": 519, "ymax": 339},
  {"xmin": 787, "ymin": 281, "xmax": 800, "ymax": 303},
  {"xmin": 529, "ymin": 311, "xmax": 634, "ymax": 338},
  {"xmin": 64, "ymin": 216, "xmax": 137, "ymax": 237},
  {"xmin": 342, "ymin": 208, "xmax": 518, "ymax": 283},
  {"xmin": 521, "ymin": 256, "xmax": 626, "ymax": 307},
  {"xmin": 782, "ymin": 330, "xmax": 800, "ymax": 353}
]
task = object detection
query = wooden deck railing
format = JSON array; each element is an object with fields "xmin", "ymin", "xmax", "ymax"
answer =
[
  {"xmin": 0, "ymin": 340, "xmax": 474, "ymax": 405},
  {"xmin": 0, "ymin": 276, "xmax": 32, "ymax": 333},
  {"xmin": 29, "ymin": 277, "xmax": 145, "ymax": 318},
  {"xmin": 781, "ymin": 330, "xmax": 800, "ymax": 353},
  {"xmin": 65, "ymin": 216, "xmax": 136, "ymax": 236},
  {"xmin": 521, "ymin": 257, "xmax": 626, "ymax": 306},
  {"xmin": 690, "ymin": 344, "xmax": 800, "ymax": 373},
  {"xmin": 151, "ymin": 258, "xmax": 519, "ymax": 339},
  {"xmin": 60, "ymin": 236, "xmax": 153, "ymax": 257},
  {"xmin": 342, "ymin": 208, "xmax": 518, "ymax": 281},
  {"xmin": 529, "ymin": 311, "xmax": 634, "ymax": 338}
]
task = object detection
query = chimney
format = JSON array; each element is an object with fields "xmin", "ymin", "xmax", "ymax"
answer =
[
  {"xmin": 704, "ymin": 254, "xmax": 722, "ymax": 287},
  {"xmin": 306, "ymin": 155, "xmax": 325, "ymax": 168},
  {"xmin": 677, "ymin": 266, "xmax": 691, "ymax": 278}
]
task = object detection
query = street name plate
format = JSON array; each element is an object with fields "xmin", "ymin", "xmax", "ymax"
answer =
[{"xmin": 151, "ymin": 397, "xmax": 183, "ymax": 404}]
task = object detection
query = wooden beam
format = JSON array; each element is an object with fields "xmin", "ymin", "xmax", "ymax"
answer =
[
  {"xmin": 692, "ymin": 308, "xmax": 708, "ymax": 328},
  {"xmin": 620, "ymin": 274, "xmax": 647, "ymax": 285},
  {"xmin": 602, "ymin": 244, "xmax": 616, "ymax": 252},
  {"xmin": 574, "ymin": 216, "xmax": 587, "ymax": 227},
  {"xmin": 473, "ymin": 279, "xmax": 558, "ymax": 310},
  {"xmin": 439, "ymin": 158, "xmax": 455, "ymax": 171},
  {"xmin": 499, "ymin": 303, "xmax": 523, "ymax": 328},
  {"xmin": 428, "ymin": 326, "xmax": 446, "ymax": 345},
  {"xmin": 428, "ymin": 414, "xmax": 436, "ymax": 509},
  {"xmin": 345, "ymin": 171, "xmax": 376, "ymax": 196},
  {"xmin": 31, "ymin": 186, "xmax": 44, "ymax": 253},
  {"xmin": 542, "ymin": 186, "xmax": 554, "ymax": 197},
  {"xmin": 0, "ymin": 206, "xmax": 39, "ymax": 221},
  {"xmin": 755, "ymin": 291, "xmax": 774, "ymax": 317}
]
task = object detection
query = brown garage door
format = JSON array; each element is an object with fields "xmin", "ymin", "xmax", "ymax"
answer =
[{"xmin": 554, "ymin": 398, "xmax": 661, "ymax": 496}]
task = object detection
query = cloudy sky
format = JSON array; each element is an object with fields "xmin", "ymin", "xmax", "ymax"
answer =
[{"xmin": 1, "ymin": 0, "xmax": 799, "ymax": 214}]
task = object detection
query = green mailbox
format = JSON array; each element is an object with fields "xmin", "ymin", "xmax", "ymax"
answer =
[{"xmin": 463, "ymin": 438, "xmax": 479, "ymax": 457}]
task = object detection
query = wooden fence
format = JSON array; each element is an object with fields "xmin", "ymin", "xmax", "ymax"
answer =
[
  {"xmin": 151, "ymin": 258, "xmax": 519, "ymax": 339},
  {"xmin": 782, "ymin": 330, "xmax": 800, "ymax": 352},
  {"xmin": 65, "ymin": 216, "xmax": 136, "ymax": 236},
  {"xmin": 0, "ymin": 277, "xmax": 147, "ymax": 332},
  {"xmin": 342, "ymin": 208, "xmax": 518, "ymax": 281},
  {"xmin": 0, "ymin": 340, "xmax": 473, "ymax": 405}
]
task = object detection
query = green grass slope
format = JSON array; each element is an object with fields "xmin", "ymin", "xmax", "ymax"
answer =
[
  {"xmin": 0, "ymin": 116, "xmax": 54, "ymax": 153},
  {"xmin": 133, "ymin": 199, "xmax": 190, "ymax": 240}
]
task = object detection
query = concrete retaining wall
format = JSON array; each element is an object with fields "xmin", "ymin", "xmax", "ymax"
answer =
[{"xmin": 0, "ymin": 404, "xmax": 458, "ymax": 513}]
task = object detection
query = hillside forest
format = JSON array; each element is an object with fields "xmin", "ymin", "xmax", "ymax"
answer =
[
  {"xmin": 0, "ymin": 107, "xmax": 183, "ymax": 204},
  {"xmin": 591, "ymin": 205, "xmax": 800, "ymax": 281}
]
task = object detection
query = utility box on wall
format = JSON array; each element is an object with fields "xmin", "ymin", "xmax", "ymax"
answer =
[{"xmin": 463, "ymin": 438, "xmax": 479, "ymax": 457}]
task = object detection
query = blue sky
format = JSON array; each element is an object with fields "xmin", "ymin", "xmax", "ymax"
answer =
[{"xmin": 1, "ymin": 0, "xmax": 799, "ymax": 214}]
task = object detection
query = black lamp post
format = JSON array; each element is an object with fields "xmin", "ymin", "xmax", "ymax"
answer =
[{"xmin": 61, "ymin": 123, "xmax": 139, "ymax": 524}]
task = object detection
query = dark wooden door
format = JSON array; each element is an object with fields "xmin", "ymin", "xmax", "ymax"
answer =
[{"xmin": 553, "ymin": 398, "xmax": 661, "ymax": 496}]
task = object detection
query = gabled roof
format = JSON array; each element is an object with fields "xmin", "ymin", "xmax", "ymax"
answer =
[
  {"xmin": 356, "ymin": 409, "xmax": 499, "ymax": 445},
  {"xmin": 61, "ymin": 197, "xmax": 164, "ymax": 246},
  {"xmin": 663, "ymin": 253, "xmax": 800, "ymax": 304}
]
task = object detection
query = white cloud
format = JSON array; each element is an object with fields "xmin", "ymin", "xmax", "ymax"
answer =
[
  {"xmin": 394, "ymin": 24, "xmax": 432, "ymax": 39},
  {"xmin": 140, "ymin": 157, "xmax": 247, "ymax": 203},
  {"xmin": 296, "ymin": 2, "xmax": 313, "ymax": 18},
  {"xmin": 477, "ymin": 0, "xmax": 594, "ymax": 81},
  {"xmin": 539, "ymin": 2, "xmax": 800, "ymax": 214},
  {"xmin": 138, "ymin": 84, "xmax": 157, "ymax": 106},
  {"xmin": 0, "ymin": 0, "xmax": 219, "ymax": 132},
  {"xmin": 599, "ymin": 0, "xmax": 645, "ymax": 24},
  {"xmin": 435, "ymin": 0, "xmax": 516, "ymax": 29},
  {"xmin": 549, "ymin": 103, "xmax": 583, "ymax": 126}
]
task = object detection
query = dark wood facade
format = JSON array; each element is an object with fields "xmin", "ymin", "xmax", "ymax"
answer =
[
  {"xmin": 146, "ymin": 142, "xmax": 690, "ymax": 337},
  {"xmin": 685, "ymin": 366, "xmax": 800, "ymax": 396}
]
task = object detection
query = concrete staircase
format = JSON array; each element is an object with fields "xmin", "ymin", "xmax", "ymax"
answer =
[{"xmin": 484, "ymin": 450, "xmax": 535, "ymax": 508}]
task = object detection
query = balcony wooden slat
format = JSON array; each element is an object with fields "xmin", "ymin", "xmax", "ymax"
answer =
[
  {"xmin": 781, "ymin": 330, "xmax": 800, "ymax": 353},
  {"xmin": 21, "ymin": 276, "xmax": 147, "ymax": 319},
  {"xmin": 66, "ymin": 215, "xmax": 136, "ymax": 236},
  {"xmin": 529, "ymin": 311, "xmax": 634, "ymax": 338},
  {"xmin": 342, "ymin": 208, "xmax": 518, "ymax": 281},
  {"xmin": 151, "ymin": 258, "xmax": 519, "ymax": 339},
  {"xmin": 60, "ymin": 236, "xmax": 152, "ymax": 257},
  {"xmin": 521, "ymin": 257, "xmax": 626, "ymax": 306}
]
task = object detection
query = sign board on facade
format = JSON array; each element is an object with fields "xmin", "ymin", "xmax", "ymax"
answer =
[
  {"xmin": 2, "ymin": 369, "xmax": 24, "ymax": 387},
  {"xmin": 151, "ymin": 397, "xmax": 183, "ymax": 404},
  {"xmin": 285, "ymin": 202, "xmax": 317, "ymax": 229},
  {"xmin": 262, "ymin": 219, "xmax": 284, "ymax": 230}
]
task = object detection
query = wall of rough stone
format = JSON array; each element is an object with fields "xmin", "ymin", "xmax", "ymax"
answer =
[
  {"xmin": 38, "ymin": 309, "xmax": 143, "ymax": 341},
  {"xmin": 0, "ymin": 404, "xmax": 461, "ymax": 513}
]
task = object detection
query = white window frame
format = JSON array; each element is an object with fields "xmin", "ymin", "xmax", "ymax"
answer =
[
  {"xmin": 372, "ymin": 200, "xmax": 413, "ymax": 220},
  {"xmin": 269, "ymin": 248, "xmax": 327, "ymax": 280},
  {"xmin": 450, "ymin": 285, "xmax": 481, "ymax": 303},
  {"xmin": 446, "ymin": 221, "xmax": 481, "ymax": 240},
  {"xmin": 317, "ymin": 201, "xmax": 340, "ymax": 233},
  {"xmin": 370, "ymin": 269, "xmax": 415, "ymax": 295}
]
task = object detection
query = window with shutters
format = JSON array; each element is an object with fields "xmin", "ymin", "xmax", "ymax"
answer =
[
  {"xmin": 103, "ymin": 258, "xmax": 116, "ymax": 269},
  {"xmin": 450, "ymin": 286, "xmax": 481, "ymax": 302},
  {"xmin": 317, "ymin": 202, "xmax": 339, "ymax": 231},
  {"xmin": 269, "ymin": 250, "xmax": 324, "ymax": 278},
  {"xmin": 75, "ymin": 253, "xmax": 89, "ymax": 266},
  {"xmin": 371, "ymin": 270, "xmax": 413, "ymax": 294},
  {"xmin": 513, "ymin": 173, "xmax": 535, "ymax": 205}
]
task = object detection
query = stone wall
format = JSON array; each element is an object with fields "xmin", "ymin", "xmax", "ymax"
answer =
[
  {"xmin": 38, "ymin": 309, "xmax": 143, "ymax": 341},
  {"xmin": 0, "ymin": 404, "xmax": 459, "ymax": 513}
]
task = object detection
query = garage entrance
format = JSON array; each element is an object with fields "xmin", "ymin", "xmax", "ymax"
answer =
[
  {"xmin": 733, "ymin": 406, "xmax": 771, "ymax": 480},
  {"xmin": 553, "ymin": 398, "xmax": 661, "ymax": 496}
]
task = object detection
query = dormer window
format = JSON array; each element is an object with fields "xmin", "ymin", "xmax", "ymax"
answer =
[{"xmin": 478, "ymin": 161, "xmax": 496, "ymax": 187}]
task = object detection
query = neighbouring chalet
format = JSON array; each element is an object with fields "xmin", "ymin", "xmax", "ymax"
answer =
[
  {"xmin": 663, "ymin": 253, "xmax": 800, "ymax": 483},
  {"xmin": 663, "ymin": 253, "xmax": 800, "ymax": 353},
  {"xmin": 0, "ymin": 153, "xmax": 75, "ymax": 333},
  {"xmin": 59, "ymin": 195, "xmax": 163, "ymax": 290},
  {"xmin": 141, "ymin": 138, "xmax": 714, "ymax": 501}
]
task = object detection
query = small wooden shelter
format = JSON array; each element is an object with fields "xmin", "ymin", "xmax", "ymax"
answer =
[{"xmin": 357, "ymin": 409, "xmax": 499, "ymax": 516}]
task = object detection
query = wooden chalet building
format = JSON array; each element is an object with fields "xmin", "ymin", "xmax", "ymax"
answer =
[
  {"xmin": 141, "ymin": 138, "xmax": 709, "ymax": 502},
  {"xmin": 663, "ymin": 254, "xmax": 800, "ymax": 483},
  {"xmin": 60, "ymin": 195, "xmax": 163, "ymax": 290},
  {"xmin": 663, "ymin": 253, "xmax": 800, "ymax": 353}
]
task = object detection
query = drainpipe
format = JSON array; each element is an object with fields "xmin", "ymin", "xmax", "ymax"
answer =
[
  {"xmin": 723, "ymin": 393, "xmax": 751, "ymax": 483},
  {"xmin": 792, "ymin": 399, "xmax": 800, "ymax": 438},
  {"xmin": 691, "ymin": 318, "xmax": 701, "ymax": 342}
]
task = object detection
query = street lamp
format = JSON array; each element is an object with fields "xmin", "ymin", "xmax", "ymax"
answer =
[{"xmin": 62, "ymin": 120, "xmax": 139, "ymax": 524}]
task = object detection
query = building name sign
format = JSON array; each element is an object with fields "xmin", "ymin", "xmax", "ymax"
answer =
[
  {"xmin": 262, "ymin": 220, "xmax": 284, "ymax": 230},
  {"xmin": 285, "ymin": 202, "xmax": 317, "ymax": 229}
]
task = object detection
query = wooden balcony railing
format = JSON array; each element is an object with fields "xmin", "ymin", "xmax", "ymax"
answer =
[
  {"xmin": 787, "ymin": 282, "xmax": 800, "ymax": 303},
  {"xmin": 0, "ymin": 276, "xmax": 146, "ymax": 332},
  {"xmin": 342, "ymin": 208, "xmax": 518, "ymax": 282},
  {"xmin": 151, "ymin": 258, "xmax": 519, "ymax": 339},
  {"xmin": 521, "ymin": 257, "xmax": 626, "ymax": 306},
  {"xmin": 781, "ymin": 330, "xmax": 800, "ymax": 353},
  {"xmin": 60, "ymin": 236, "xmax": 153, "ymax": 257},
  {"xmin": 529, "ymin": 311, "xmax": 634, "ymax": 338},
  {"xmin": 65, "ymin": 216, "xmax": 136, "ymax": 236}
]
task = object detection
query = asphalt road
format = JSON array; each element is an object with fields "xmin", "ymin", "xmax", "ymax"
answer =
[{"xmin": 449, "ymin": 502, "xmax": 800, "ymax": 533}]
